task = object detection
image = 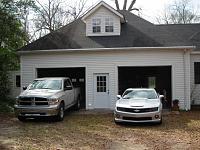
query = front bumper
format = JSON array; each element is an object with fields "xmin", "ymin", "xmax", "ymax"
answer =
[
  {"xmin": 14, "ymin": 105, "xmax": 59, "ymax": 117},
  {"xmin": 114, "ymin": 109, "xmax": 162, "ymax": 123}
]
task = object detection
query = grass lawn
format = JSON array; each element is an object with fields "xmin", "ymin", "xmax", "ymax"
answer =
[{"xmin": 0, "ymin": 111, "xmax": 200, "ymax": 150}]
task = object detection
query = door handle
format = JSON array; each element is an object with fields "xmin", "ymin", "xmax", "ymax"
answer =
[{"xmin": 107, "ymin": 90, "xmax": 109, "ymax": 94}]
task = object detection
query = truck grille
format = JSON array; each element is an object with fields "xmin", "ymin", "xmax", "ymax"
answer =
[
  {"xmin": 19, "ymin": 97, "xmax": 48, "ymax": 106},
  {"xmin": 117, "ymin": 107, "xmax": 158, "ymax": 113}
]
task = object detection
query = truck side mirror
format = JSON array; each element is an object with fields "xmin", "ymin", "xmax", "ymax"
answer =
[
  {"xmin": 65, "ymin": 86, "xmax": 72, "ymax": 91},
  {"xmin": 23, "ymin": 86, "xmax": 27, "ymax": 90},
  {"xmin": 159, "ymin": 95, "xmax": 164, "ymax": 99}
]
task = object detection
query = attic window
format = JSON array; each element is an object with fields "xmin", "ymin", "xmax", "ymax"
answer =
[
  {"xmin": 92, "ymin": 18, "xmax": 101, "ymax": 33},
  {"xmin": 105, "ymin": 18, "xmax": 114, "ymax": 32}
]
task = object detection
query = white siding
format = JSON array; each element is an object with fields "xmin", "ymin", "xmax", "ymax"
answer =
[
  {"xmin": 8, "ymin": 71, "xmax": 21, "ymax": 98},
  {"xmin": 21, "ymin": 49, "xmax": 190, "ymax": 110},
  {"xmin": 190, "ymin": 54, "xmax": 200, "ymax": 105},
  {"xmin": 85, "ymin": 6, "xmax": 121, "ymax": 36}
]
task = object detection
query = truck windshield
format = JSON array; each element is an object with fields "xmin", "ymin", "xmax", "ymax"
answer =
[
  {"xmin": 122, "ymin": 90, "xmax": 157, "ymax": 99},
  {"xmin": 29, "ymin": 80, "xmax": 62, "ymax": 90}
]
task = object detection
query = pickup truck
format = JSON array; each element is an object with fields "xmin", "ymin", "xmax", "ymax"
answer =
[{"xmin": 14, "ymin": 77, "xmax": 81, "ymax": 121}]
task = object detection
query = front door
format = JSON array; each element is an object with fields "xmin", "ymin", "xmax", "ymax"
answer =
[{"xmin": 94, "ymin": 73, "xmax": 110, "ymax": 108}]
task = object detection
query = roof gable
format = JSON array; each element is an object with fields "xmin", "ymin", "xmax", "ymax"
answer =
[{"xmin": 82, "ymin": 1, "xmax": 125, "ymax": 23}]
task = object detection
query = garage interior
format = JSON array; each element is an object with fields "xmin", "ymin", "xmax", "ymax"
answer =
[
  {"xmin": 118, "ymin": 66, "xmax": 172, "ymax": 109},
  {"xmin": 37, "ymin": 68, "xmax": 86, "ymax": 109}
]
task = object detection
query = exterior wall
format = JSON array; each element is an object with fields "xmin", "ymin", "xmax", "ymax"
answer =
[
  {"xmin": 20, "ymin": 49, "xmax": 190, "ymax": 110},
  {"xmin": 190, "ymin": 54, "xmax": 200, "ymax": 105},
  {"xmin": 85, "ymin": 6, "xmax": 121, "ymax": 36},
  {"xmin": 8, "ymin": 71, "xmax": 21, "ymax": 98}
]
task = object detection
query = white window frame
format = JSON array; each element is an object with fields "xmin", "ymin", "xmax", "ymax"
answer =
[
  {"xmin": 92, "ymin": 18, "xmax": 101, "ymax": 33},
  {"xmin": 105, "ymin": 18, "xmax": 114, "ymax": 33}
]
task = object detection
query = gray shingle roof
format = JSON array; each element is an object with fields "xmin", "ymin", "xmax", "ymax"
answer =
[{"xmin": 19, "ymin": 10, "xmax": 200, "ymax": 51}]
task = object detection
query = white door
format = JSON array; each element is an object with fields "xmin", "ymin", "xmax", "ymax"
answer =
[{"xmin": 94, "ymin": 73, "xmax": 110, "ymax": 108}]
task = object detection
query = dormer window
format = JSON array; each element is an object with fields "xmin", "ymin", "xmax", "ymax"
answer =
[
  {"xmin": 105, "ymin": 18, "xmax": 114, "ymax": 32},
  {"xmin": 92, "ymin": 18, "xmax": 101, "ymax": 33}
]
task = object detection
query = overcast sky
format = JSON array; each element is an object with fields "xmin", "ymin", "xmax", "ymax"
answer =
[{"xmin": 84, "ymin": 0, "xmax": 200, "ymax": 23}]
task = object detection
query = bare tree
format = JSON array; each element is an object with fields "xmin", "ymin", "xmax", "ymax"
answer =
[
  {"xmin": 32, "ymin": 0, "xmax": 87, "ymax": 39},
  {"xmin": 115, "ymin": 0, "xmax": 119, "ymax": 10},
  {"xmin": 157, "ymin": 0, "xmax": 200, "ymax": 24},
  {"xmin": 114, "ymin": 0, "xmax": 139, "ymax": 12},
  {"xmin": 67, "ymin": 0, "xmax": 87, "ymax": 20}
]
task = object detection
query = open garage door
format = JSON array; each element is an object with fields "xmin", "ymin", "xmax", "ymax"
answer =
[
  {"xmin": 37, "ymin": 67, "xmax": 86, "ymax": 109},
  {"xmin": 118, "ymin": 66, "xmax": 172, "ymax": 109}
]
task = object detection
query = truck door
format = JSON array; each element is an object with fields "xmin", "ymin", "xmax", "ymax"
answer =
[{"xmin": 64, "ymin": 79, "xmax": 74, "ymax": 106}]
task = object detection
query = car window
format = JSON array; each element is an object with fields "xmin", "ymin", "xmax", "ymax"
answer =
[
  {"xmin": 122, "ymin": 90, "xmax": 157, "ymax": 99},
  {"xmin": 29, "ymin": 80, "xmax": 62, "ymax": 90}
]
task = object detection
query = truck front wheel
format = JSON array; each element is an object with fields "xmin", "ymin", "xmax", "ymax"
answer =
[
  {"xmin": 55, "ymin": 103, "xmax": 64, "ymax": 121},
  {"xmin": 18, "ymin": 116, "xmax": 26, "ymax": 122}
]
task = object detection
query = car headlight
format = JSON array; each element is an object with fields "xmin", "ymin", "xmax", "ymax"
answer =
[{"xmin": 49, "ymin": 98, "xmax": 60, "ymax": 105}]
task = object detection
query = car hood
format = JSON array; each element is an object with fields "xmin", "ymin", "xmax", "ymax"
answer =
[
  {"xmin": 116, "ymin": 98, "xmax": 160, "ymax": 108},
  {"xmin": 19, "ymin": 89, "xmax": 62, "ymax": 98}
]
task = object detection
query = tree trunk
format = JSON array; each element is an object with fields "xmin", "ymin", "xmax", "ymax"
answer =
[
  {"xmin": 128, "ymin": 0, "xmax": 136, "ymax": 11},
  {"xmin": 115, "ymin": 0, "xmax": 119, "ymax": 10},
  {"xmin": 123, "ymin": 0, "xmax": 128, "ymax": 10}
]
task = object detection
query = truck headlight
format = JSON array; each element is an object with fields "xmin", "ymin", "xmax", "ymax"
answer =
[
  {"xmin": 49, "ymin": 98, "xmax": 60, "ymax": 105},
  {"xmin": 16, "ymin": 97, "xmax": 19, "ymax": 105}
]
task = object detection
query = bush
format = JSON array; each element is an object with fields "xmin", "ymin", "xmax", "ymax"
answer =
[{"xmin": 0, "ymin": 97, "xmax": 15, "ymax": 113}]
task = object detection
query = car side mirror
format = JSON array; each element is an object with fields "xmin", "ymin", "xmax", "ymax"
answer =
[
  {"xmin": 64, "ymin": 86, "xmax": 72, "ymax": 91},
  {"xmin": 23, "ymin": 86, "xmax": 27, "ymax": 90},
  {"xmin": 117, "ymin": 95, "xmax": 122, "ymax": 100}
]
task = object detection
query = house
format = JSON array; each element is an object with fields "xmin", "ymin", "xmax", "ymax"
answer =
[{"xmin": 17, "ymin": 1, "xmax": 200, "ymax": 110}]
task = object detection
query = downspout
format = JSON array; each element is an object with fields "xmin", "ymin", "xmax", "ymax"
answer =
[{"xmin": 183, "ymin": 49, "xmax": 187, "ymax": 111}]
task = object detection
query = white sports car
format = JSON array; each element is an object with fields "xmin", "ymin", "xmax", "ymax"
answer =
[{"xmin": 114, "ymin": 88, "xmax": 163, "ymax": 124}]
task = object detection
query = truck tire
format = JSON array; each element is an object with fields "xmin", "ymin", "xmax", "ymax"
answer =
[
  {"xmin": 55, "ymin": 102, "xmax": 65, "ymax": 121},
  {"xmin": 74, "ymin": 96, "xmax": 80, "ymax": 110},
  {"xmin": 18, "ymin": 116, "xmax": 26, "ymax": 122}
]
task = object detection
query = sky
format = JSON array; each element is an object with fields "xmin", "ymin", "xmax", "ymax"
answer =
[{"xmin": 84, "ymin": 0, "xmax": 200, "ymax": 23}]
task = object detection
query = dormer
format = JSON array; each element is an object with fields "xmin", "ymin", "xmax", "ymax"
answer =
[{"xmin": 82, "ymin": 1, "xmax": 125, "ymax": 36}]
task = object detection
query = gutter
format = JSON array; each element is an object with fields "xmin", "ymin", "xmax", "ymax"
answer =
[{"xmin": 18, "ymin": 46, "xmax": 195, "ymax": 55}]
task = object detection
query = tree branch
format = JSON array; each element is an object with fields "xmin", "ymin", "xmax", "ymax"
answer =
[{"xmin": 128, "ymin": 0, "xmax": 136, "ymax": 11}]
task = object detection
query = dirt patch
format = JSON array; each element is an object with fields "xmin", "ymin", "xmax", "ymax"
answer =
[{"xmin": 0, "ymin": 111, "xmax": 200, "ymax": 150}]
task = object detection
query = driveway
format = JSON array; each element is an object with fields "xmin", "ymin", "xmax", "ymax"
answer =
[{"xmin": 0, "ymin": 111, "xmax": 199, "ymax": 150}]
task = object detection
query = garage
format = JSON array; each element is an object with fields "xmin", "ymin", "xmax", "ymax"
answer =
[
  {"xmin": 118, "ymin": 66, "xmax": 172, "ymax": 109},
  {"xmin": 37, "ymin": 67, "xmax": 86, "ymax": 109}
]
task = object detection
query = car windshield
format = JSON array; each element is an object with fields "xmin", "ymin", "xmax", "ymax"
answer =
[
  {"xmin": 122, "ymin": 90, "xmax": 157, "ymax": 99},
  {"xmin": 29, "ymin": 79, "xmax": 62, "ymax": 90}
]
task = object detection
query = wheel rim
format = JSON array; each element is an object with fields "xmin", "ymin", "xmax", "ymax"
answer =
[{"xmin": 60, "ymin": 106, "xmax": 64, "ymax": 118}]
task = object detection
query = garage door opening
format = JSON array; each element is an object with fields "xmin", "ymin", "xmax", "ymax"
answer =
[
  {"xmin": 37, "ymin": 68, "xmax": 86, "ymax": 109},
  {"xmin": 118, "ymin": 66, "xmax": 172, "ymax": 109}
]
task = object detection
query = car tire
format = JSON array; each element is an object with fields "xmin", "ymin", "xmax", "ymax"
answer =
[
  {"xmin": 18, "ymin": 116, "xmax": 26, "ymax": 122},
  {"xmin": 74, "ymin": 96, "xmax": 80, "ymax": 110},
  {"xmin": 55, "ymin": 103, "xmax": 65, "ymax": 121}
]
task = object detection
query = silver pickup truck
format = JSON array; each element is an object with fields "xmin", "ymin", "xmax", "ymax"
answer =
[{"xmin": 14, "ymin": 77, "xmax": 81, "ymax": 121}]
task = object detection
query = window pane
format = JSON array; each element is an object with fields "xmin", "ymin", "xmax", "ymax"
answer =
[
  {"xmin": 16, "ymin": 75, "xmax": 21, "ymax": 87},
  {"xmin": 195, "ymin": 62, "xmax": 200, "ymax": 84},
  {"xmin": 105, "ymin": 26, "xmax": 113, "ymax": 32}
]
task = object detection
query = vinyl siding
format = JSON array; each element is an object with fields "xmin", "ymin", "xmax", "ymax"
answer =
[
  {"xmin": 85, "ymin": 6, "xmax": 121, "ymax": 36},
  {"xmin": 20, "ymin": 49, "xmax": 190, "ymax": 110},
  {"xmin": 190, "ymin": 54, "xmax": 200, "ymax": 105},
  {"xmin": 8, "ymin": 71, "xmax": 21, "ymax": 98}
]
